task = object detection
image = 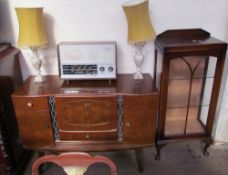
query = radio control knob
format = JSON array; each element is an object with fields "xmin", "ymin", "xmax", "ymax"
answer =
[
  {"xmin": 100, "ymin": 67, "xmax": 105, "ymax": 72},
  {"xmin": 108, "ymin": 66, "xmax": 114, "ymax": 72}
]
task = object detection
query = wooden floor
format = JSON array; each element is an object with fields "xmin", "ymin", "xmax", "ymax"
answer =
[{"xmin": 24, "ymin": 141, "xmax": 228, "ymax": 175}]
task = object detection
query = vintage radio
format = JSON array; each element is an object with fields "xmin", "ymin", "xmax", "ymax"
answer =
[{"xmin": 58, "ymin": 42, "xmax": 117, "ymax": 80}]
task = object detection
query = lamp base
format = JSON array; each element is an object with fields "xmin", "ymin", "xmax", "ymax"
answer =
[
  {"xmin": 34, "ymin": 75, "xmax": 45, "ymax": 82},
  {"xmin": 31, "ymin": 48, "xmax": 45, "ymax": 83},
  {"xmin": 133, "ymin": 42, "xmax": 145, "ymax": 80},
  {"xmin": 134, "ymin": 72, "xmax": 143, "ymax": 79}
]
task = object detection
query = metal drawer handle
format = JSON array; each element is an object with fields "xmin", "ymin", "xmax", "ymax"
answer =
[{"xmin": 26, "ymin": 102, "xmax": 33, "ymax": 108}]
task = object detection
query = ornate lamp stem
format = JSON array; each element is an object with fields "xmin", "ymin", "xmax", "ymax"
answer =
[
  {"xmin": 31, "ymin": 48, "xmax": 45, "ymax": 82},
  {"xmin": 134, "ymin": 42, "xmax": 145, "ymax": 79}
]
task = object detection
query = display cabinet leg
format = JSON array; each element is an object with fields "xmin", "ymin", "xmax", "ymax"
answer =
[
  {"xmin": 203, "ymin": 139, "xmax": 212, "ymax": 156},
  {"xmin": 155, "ymin": 152, "xmax": 160, "ymax": 161},
  {"xmin": 155, "ymin": 137, "xmax": 166, "ymax": 161},
  {"xmin": 135, "ymin": 148, "xmax": 144, "ymax": 173},
  {"xmin": 155, "ymin": 143, "xmax": 161, "ymax": 161},
  {"xmin": 155, "ymin": 142, "xmax": 167, "ymax": 161}
]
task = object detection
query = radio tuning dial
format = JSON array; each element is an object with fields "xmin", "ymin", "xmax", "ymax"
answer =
[
  {"xmin": 100, "ymin": 67, "xmax": 105, "ymax": 72},
  {"xmin": 108, "ymin": 66, "xmax": 114, "ymax": 72}
]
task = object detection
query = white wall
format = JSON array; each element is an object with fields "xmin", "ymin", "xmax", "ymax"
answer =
[
  {"xmin": 1, "ymin": 0, "xmax": 228, "ymax": 141},
  {"xmin": 1, "ymin": 0, "xmax": 228, "ymax": 78},
  {"xmin": 214, "ymin": 18, "xmax": 228, "ymax": 143}
]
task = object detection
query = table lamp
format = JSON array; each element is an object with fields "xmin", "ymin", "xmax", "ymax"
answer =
[
  {"xmin": 16, "ymin": 7, "xmax": 48, "ymax": 82},
  {"xmin": 122, "ymin": 0, "xmax": 156, "ymax": 79}
]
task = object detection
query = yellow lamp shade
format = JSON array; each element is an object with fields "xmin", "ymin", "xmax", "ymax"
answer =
[
  {"xmin": 122, "ymin": 0, "xmax": 156, "ymax": 43},
  {"xmin": 15, "ymin": 7, "xmax": 48, "ymax": 48}
]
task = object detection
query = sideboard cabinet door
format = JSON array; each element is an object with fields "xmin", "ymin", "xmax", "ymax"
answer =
[
  {"xmin": 55, "ymin": 96, "xmax": 118, "ymax": 141},
  {"xmin": 122, "ymin": 95, "xmax": 158, "ymax": 144}
]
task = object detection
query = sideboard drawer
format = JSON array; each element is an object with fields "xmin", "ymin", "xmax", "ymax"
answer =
[
  {"xmin": 59, "ymin": 130, "xmax": 118, "ymax": 141},
  {"xmin": 13, "ymin": 96, "xmax": 49, "ymax": 110}
]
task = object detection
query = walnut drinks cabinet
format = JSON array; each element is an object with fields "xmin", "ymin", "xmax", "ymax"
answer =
[
  {"xmin": 154, "ymin": 29, "xmax": 227, "ymax": 160},
  {"xmin": 12, "ymin": 74, "xmax": 158, "ymax": 171}
]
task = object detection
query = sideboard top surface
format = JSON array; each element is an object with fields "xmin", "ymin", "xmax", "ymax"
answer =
[{"xmin": 13, "ymin": 74, "xmax": 158, "ymax": 96}]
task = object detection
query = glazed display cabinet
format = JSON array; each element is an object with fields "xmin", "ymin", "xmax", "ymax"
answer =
[{"xmin": 154, "ymin": 29, "xmax": 227, "ymax": 160}]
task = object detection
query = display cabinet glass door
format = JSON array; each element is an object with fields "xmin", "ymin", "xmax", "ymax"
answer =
[{"xmin": 164, "ymin": 56, "xmax": 216, "ymax": 138}]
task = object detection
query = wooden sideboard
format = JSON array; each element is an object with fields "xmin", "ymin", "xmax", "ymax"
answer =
[{"xmin": 12, "ymin": 74, "xmax": 158, "ymax": 171}]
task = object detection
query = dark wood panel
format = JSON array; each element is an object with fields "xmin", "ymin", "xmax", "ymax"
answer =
[
  {"xmin": 55, "ymin": 96, "xmax": 118, "ymax": 141},
  {"xmin": 122, "ymin": 95, "xmax": 158, "ymax": 144},
  {"xmin": 14, "ymin": 110, "xmax": 54, "ymax": 148},
  {"xmin": 123, "ymin": 110, "xmax": 156, "ymax": 144},
  {"xmin": 55, "ymin": 96, "xmax": 117, "ymax": 131},
  {"xmin": 0, "ymin": 44, "xmax": 29, "ymax": 174},
  {"xmin": 123, "ymin": 95, "xmax": 156, "ymax": 110}
]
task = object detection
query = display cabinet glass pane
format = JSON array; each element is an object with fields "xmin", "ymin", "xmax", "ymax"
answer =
[
  {"xmin": 169, "ymin": 58, "xmax": 191, "ymax": 79},
  {"xmin": 186, "ymin": 107, "xmax": 206, "ymax": 134},
  {"xmin": 201, "ymin": 77, "xmax": 214, "ymax": 106},
  {"xmin": 167, "ymin": 79, "xmax": 203, "ymax": 108},
  {"xmin": 169, "ymin": 57, "xmax": 207, "ymax": 80},
  {"xmin": 155, "ymin": 52, "xmax": 163, "ymax": 90},
  {"xmin": 167, "ymin": 80, "xmax": 190, "ymax": 108},
  {"xmin": 165, "ymin": 108, "xmax": 187, "ymax": 136},
  {"xmin": 206, "ymin": 57, "xmax": 217, "ymax": 77},
  {"xmin": 165, "ymin": 56, "xmax": 216, "ymax": 137},
  {"xmin": 199, "ymin": 106, "xmax": 209, "ymax": 126},
  {"xmin": 190, "ymin": 79, "xmax": 203, "ymax": 106}
]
